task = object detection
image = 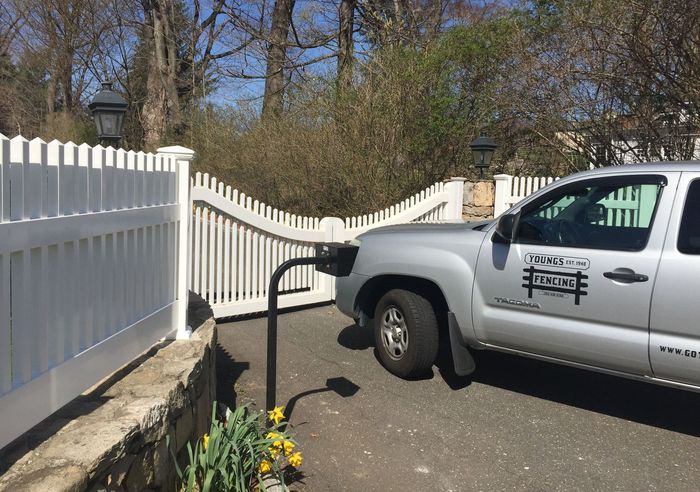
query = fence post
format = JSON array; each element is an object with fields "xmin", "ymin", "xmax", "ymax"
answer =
[
  {"xmin": 319, "ymin": 217, "xmax": 345, "ymax": 301},
  {"xmin": 493, "ymin": 174, "xmax": 512, "ymax": 217},
  {"xmin": 158, "ymin": 145, "xmax": 195, "ymax": 340},
  {"xmin": 444, "ymin": 177, "xmax": 466, "ymax": 220}
]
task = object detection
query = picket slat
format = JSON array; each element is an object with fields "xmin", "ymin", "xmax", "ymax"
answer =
[
  {"xmin": 193, "ymin": 207, "xmax": 202, "ymax": 291},
  {"xmin": 216, "ymin": 215, "xmax": 224, "ymax": 304},
  {"xmin": 208, "ymin": 211, "xmax": 216, "ymax": 302},
  {"xmin": 245, "ymin": 228, "xmax": 252, "ymax": 298},
  {"xmin": 200, "ymin": 209, "xmax": 209, "ymax": 298},
  {"xmin": 252, "ymin": 231, "xmax": 259, "ymax": 298},
  {"xmin": 223, "ymin": 219, "xmax": 231, "ymax": 303}
]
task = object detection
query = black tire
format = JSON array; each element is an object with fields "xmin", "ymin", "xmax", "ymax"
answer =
[{"xmin": 373, "ymin": 289, "xmax": 439, "ymax": 378}]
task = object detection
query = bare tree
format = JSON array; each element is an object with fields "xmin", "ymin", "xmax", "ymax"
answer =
[
  {"xmin": 262, "ymin": 0, "xmax": 295, "ymax": 118},
  {"xmin": 513, "ymin": 0, "xmax": 700, "ymax": 166},
  {"xmin": 10, "ymin": 0, "xmax": 111, "ymax": 114},
  {"xmin": 338, "ymin": 0, "xmax": 355, "ymax": 87},
  {"xmin": 140, "ymin": 0, "xmax": 183, "ymax": 148}
]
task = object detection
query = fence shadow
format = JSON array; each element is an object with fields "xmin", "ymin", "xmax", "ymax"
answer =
[{"xmin": 215, "ymin": 344, "xmax": 250, "ymax": 411}]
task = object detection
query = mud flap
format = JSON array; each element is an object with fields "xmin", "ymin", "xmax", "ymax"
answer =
[{"xmin": 448, "ymin": 312, "xmax": 476, "ymax": 376}]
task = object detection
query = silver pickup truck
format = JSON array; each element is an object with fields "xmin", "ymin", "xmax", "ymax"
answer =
[{"xmin": 336, "ymin": 163, "xmax": 700, "ymax": 392}]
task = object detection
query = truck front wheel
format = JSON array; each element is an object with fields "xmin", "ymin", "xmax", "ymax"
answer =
[{"xmin": 373, "ymin": 289, "xmax": 439, "ymax": 378}]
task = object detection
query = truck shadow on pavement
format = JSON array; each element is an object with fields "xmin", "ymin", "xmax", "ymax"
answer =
[
  {"xmin": 467, "ymin": 350, "xmax": 700, "ymax": 437},
  {"xmin": 337, "ymin": 323, "xmax": 700, "ymax": 437}
]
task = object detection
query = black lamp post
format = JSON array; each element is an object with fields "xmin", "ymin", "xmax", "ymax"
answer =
[
  {"xmin": 89, "ymin": 81, "xmax": 127, "ymax": 146},
  {"xmin": 470, "ymin": 133, "xmax": 497, "ymax": 179}
]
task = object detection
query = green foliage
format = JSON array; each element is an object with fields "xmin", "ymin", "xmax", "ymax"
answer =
[
  {"xmin": 40, "ymin": 112, "xmax": 97, "ymax": 145},
  {"xmin": 168, "ymin": 403, "xmax": 296, "ymax": 492},
  {"xmin": 0, "ymin": 50, "xmax": 49, "ymax": 138}
]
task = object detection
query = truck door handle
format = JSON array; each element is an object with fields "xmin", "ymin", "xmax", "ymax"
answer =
[{"xmin": 603, "ymin": 270, "xmax": 649, "ymax": 283}]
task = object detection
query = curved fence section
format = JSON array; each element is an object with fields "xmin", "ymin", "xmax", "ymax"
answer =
[
  {"xmin": 191, "ymin": 173, "xmax": 465, "ymax": 317},
  {"xmin": 190, "ymin": 173, "xmax": 328, "ymax": 317},
  {"xmin": 342, "ymin": 181, "xmax": 454, "ymax": 238}
]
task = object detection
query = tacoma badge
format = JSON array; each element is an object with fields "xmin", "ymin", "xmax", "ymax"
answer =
[{"xmin": 494, "ymin": 297, "xmax": 542, "ymax": 309}]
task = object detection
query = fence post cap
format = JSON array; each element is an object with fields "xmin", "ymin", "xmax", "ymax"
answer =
[
  {"xmin": 157, "ymin": 145, "xmax": 196, "ymax": 160},
  {"xmin": 493, "ymin": 174, "xmax": 512, "ymax": 180},
  {"xmin": 447, "ymin": 176, "xmax": 467, "ymax": 182}
]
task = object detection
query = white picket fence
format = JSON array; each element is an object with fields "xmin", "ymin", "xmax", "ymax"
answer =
[
  {"xmin": 493, "ymin": 174, "xmax": 558, "ymax": 216},
  {"xmin": 190, "ymin": 174, "xmax": 466, "ymax": 317},
  {"xmin": 0, "ymin": 135, "xmax": 193, "ymax": 449},
  {"xmin": 493, "ymin": 173, "xmax": 656, "ymax": 227}
]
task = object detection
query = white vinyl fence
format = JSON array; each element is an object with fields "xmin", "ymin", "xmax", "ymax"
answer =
[
  {"xmin": 494, "ymin": 173, "xmax": 656, "ymax": 226},
  {"xmin": 0, "ymin": 135, "xmax": 192, "ymax": 449},
  {"xmin": 190, "ymin": 174, "xmax": 466, "ymax": 317}
]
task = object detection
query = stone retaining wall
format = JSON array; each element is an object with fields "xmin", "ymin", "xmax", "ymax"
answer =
[
  {"xmin": 0, "ymin": 298, "xmax": 217, "ymax": 492},
  {"xmin": 463, "ymin": 180, "xmax": 495, "ymax": 221}
]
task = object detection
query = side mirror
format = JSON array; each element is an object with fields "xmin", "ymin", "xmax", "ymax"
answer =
[
  {"xmin": 494, "ymin": 213, "xmax": 519, "ymax": 243},
  {"xmin": 585, "ymin": 203, "xmax": 607, "ymax": 223}
]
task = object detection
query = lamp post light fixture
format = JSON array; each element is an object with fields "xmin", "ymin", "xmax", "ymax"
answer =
[
  {"xmin": 88, "ymin": 81, "xmax": 127, "ymax": 146},
  {"xmin": 470, "ymin": 133, "xmax": 498, "ymax": 179}
]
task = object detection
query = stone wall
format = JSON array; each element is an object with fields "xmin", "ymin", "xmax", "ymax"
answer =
[
  {"xmin": 463, "ymin": 180, "xmax": 495, "ymax": 221},
  {"xmin": 0, "ymin": 298, "xmax": 217, "ymax": 492}
]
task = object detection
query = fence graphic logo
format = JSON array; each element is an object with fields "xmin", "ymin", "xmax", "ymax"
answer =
[{"xmin": 522, "ymin": 266, "xmax": 589, "ymax": 306}]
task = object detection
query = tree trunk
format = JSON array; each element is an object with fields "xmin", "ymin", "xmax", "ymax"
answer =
[
  {"xmin": 262, "ymin": 0, "xmax": 294, "ymax": 119},
  {"xmin": 46, "ymin": 73, "xmax": 56, "ymax": 114},
  {"xmin": 337, "ymin": 0, "xmax": 355, "ymax": 88},
  {"xmin": 58, "ymin": 50, "xmax": 73, "ymax": 112},
  {"xmin": 141, "ymin": 0, "xmax": 181, "ymax": 149},
  {"xmin": 142, "ymin": 50, "xmax": 167, "ymax": 149}
]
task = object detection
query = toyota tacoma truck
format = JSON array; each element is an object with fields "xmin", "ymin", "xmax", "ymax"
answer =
[{"xmin": 335, "ymin": 163, "xmax": 700, "ymax": 392}]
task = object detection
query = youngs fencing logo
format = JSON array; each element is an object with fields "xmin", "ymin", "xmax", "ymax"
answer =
[
  {"xmin": 522, "ymin": 253, "xmax": 590, "ymax": 306},
  {"xmin": 524, "ymin": 253, "xmax": 590, "ymax": 270}
]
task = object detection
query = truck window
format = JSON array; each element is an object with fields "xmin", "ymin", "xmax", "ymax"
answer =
[
  {"xmin": 516, "ymin": 176, "xmax": 664, "ymax": 251},
  {"xmin": 678, "ymin": 179, "xmax": 700, "ymax": 255}
]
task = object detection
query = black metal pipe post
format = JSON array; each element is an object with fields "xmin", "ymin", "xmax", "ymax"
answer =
[{"xmin": 266, "ymin": 256, "xmax": 328, "ymax": 413}]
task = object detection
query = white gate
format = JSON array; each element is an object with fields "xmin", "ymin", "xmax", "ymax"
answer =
[{"xmin": 190, "ymin": 173, "xmax": 466, "ymax": 317}]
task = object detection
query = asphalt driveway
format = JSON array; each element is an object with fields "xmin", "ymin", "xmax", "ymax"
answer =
[{"xmin": 216, "ymin": 305, "xmax": 700, "ymax": 491}]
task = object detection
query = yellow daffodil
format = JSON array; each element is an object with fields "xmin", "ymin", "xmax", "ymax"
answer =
[
  {"xmin": 268, "ymin": 434, "xmax": 283, "ymax": 458},
  {"xmin": 283, "ymin": 440, "xmax": 295, "ymax": 457},
  {"xmin": 288, "ymin": 451, "xmax": 303, "ymax": 468},
  {"xmin": 202, "ymin": 434, "xmax": 209, "ymax": 450},
  {"xmin": 258, "ymin": 460, "xmax": 272, "ymax": 474},
  {"xmin": 267, "ymin": 406, "xmax": 285, "ymax": 425}
]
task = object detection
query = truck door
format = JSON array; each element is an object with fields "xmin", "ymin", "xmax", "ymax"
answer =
[
  {"xmin": 649, "ymin": 172, "xmax": 700, "ymax": 386},
  {"xmin": 472, "ymin": 173, "xmax": 679, "ymax": 375}
]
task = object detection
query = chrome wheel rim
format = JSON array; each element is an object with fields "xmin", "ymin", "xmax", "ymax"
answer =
[{"xmin": 380, "ymin": 306, "xmax": 408, "ymax": 360}]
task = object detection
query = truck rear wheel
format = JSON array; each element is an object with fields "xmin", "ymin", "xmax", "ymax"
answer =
[{"xmin": 373, "ymin": 289, "xmax": 439, "ymax": 378}]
